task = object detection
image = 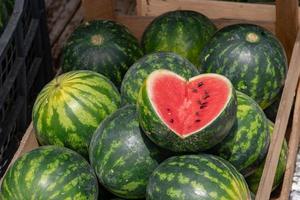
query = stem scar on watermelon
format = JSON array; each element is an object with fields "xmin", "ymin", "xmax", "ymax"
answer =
[{"xmin": 137, "ymin": 69, "xmax": 237, "ymax": 152}]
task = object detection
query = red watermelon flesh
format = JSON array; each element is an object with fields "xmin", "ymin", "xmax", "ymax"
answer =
[{"xmin": 148, "ymin": 70, "xmax": 231, "ymax": 138}]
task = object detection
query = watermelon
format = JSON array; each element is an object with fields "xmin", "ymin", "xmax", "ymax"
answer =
[
  {"xmin": 32, "ymin": 70, "xmax": 121, "ymax": 157},
  {"xmin": 0, "ymin": 146, "xmax": 98, "ymax": 199},
  {"xmin": 89, "ymin": 105, "xmax": 164, "ymax": 199},
  {"xmin": 61, "ymin": 20, "xmax": 143, "ymax": 88},
  {"xmin": 199, "ymin": 24, "xmax": 287, "ymax": 109},
  {"xmin": 141, "ymin": 10, "xmax": 217, "ymax": 67},
  {"xmin": 246, "ymin": 120, "xmax": 288, "ymax": 193},
  {"xmin": 146, "ymin": 154, "xmax": 251, "ymax": 200},
  {"xmin": 137, "ymin": 69, "xmax": 237, "ymax": 152},
  {"xmin": 211, "ymin": 91, "xmax": 270, "ymax": 176},
  {"xmin": 121, "ymin": 52, "xmax": 199, "ymax": 105}
]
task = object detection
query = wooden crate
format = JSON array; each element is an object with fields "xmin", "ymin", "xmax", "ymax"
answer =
[{"xmin": 2, "ymin": 1, "xmax": 300, "ymax": 200}]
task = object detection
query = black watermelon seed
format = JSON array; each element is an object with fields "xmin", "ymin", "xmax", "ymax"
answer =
[
  {"xmin": 195, "ymin": 119, "xmax": 201, "ymax": 123},
  {"xmin": 198, "ymin": 82, "xmax": 203, "ymax": 87},
  {"xmin": 200, "ymin": 105, "xmax": 207, "ymax": 109},
  {"xmin": 203, "ymin": 90, "xmax": 210, "ymax": 99},
  {"xmin": 170, "ymin": 119, "xmax": 174, "ymax": 123}
]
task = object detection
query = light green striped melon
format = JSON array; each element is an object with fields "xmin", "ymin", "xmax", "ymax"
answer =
[{"xmin": 32, "ymin": 70, "xmax": 121, "ymax": 157}]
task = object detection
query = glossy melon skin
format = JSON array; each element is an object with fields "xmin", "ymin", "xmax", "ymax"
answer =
[
  {"xmin": 246, "ymin": 120, "xmax": 288, "ymax": 194},
  {"xmin": 211, "ymin": 91, "xmax": 270, "ymax": 176},
  {"xmin": 89, "ymin": 105, "xmax": 164, "ymax": 199},
  {"xmin": 61, "ymin": 20, "xmax": 143, "ymax": 88},
  {"xmin": 137, "ymin": 71, "xmax": 237, "ymax": 153},
  {"xmin": 146, "ymin": 154, "xmax": 251, "ymax": 200},
  {"xmin": 32, "ymin": 70, "xmax": 121, "ymax": 157},
  {"xmin": 141, "ymin": 10, "xmax": 217, "ymax": 67},
  {"xmin": 0, "ymin": 146, "xmax": 98, "ymax": 200},
  {"xmin": 121, "ymin": 52, "xmax": 199, "ymax": 105},
  {"xmin": 200, "ymin": 24, "xmax": 287, "ymax": 109}
]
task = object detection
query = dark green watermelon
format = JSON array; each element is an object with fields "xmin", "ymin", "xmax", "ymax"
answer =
[
  {"xmin": 61, "ymin": 20, "xmax": 143, "ymax": 88},
  {"xmin": 32, "ymin": 70, "xmax": 121, "ymax": 157},
  {"xmin": 246, "ymin": 120, "xmax": 288, "ymax": 194},
  {"xmin": 0, "ymin": 146, "xmax": 98, "ymax": 199},
  {"xmin": 121, "ymin": 52, "xmax": 199, "ymax": 105},
  {"xmin": 141, "ymin": 10, "xmax": 217, "ymax": 67},
  {"xmin": 89, "ymin": 105, "xmax": 164, "ymax": 199},
  {"xmin": 199, "ymin": 24, "xmax": 287, "ymax": 109},
  {"xmin": 211, "ymin": 91, "xmax": 270, "ymax": 176},
  {"xmin": 146, "ymin": 154, "xmax": 251, "ymax": 200},
  {"xmin": 137, "ymin": 69, "xmax": 237, "ymax": 152}
]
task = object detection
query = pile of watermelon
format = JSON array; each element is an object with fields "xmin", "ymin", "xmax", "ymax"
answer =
[{"xmin": 0, "ymin": 9, "xmax": 289, "ymax": 200}]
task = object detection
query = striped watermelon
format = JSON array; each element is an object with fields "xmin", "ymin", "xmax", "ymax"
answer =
[
  {"xmin": 146, "ymin": 154, "xmax": 251, "ymax": 200},
  {"xmin": 61, "ymin": 20, "xmax": 143, "ymax": 88},
  {"xmin": 89, "ymin": 105, "xmax": 164, "ymax": 199},
  {"xmin": 141, "ymin": 10, "xmax": 217, "ymax": 67},
  {"xmin": 211, "ymin": 91, "xmax": 270, "ymax": 176},
  {"xmin": 137, "ymin": 69, "xmax": 237, "ymax": 152},
  {"xmin": 0, "ymin": 146, "xmax": 98, "ymax": 199},
  {"xmin": 32, "ymin": 70, "xmax": 121, "ymax": 157},
  {"xmin": 199, "ymin": 24, "xmax": 287, "ymax": 109},
  {"xmin": 246, "ymin": 120, "xmax": 288, "ymax": 193},
  {"xmin": 121, "ymin": 52, "xmax": 199, "ymax": 105}
]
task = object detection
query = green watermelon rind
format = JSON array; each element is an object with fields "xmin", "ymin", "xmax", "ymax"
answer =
[
  {"xmin": 141, "ymin": 10, "xmax": 217, "ymax": 67},
  {"xmin": 199, "ymin": 24, "xmax": 287, "ymax": 109},
  {"xmin": 61, "ymin": 20, "xmax": 143, "ymax": 88},
  {"xmin": 211, "ymin": 91, "xmax": 270, "ymax": 176},
  {"xmin": 146, "ymin": 154, "xmax": 251, "ymax": 200},
  {"xmin": 0, "ymin": 146, "xmax": 99, "ymax": 200},
  {"xmin": 89, "ymin": 105, "xmax": 164, "ymax": 199},
  {"xmin": 32, "ymin": 70, "xmax": 121, "ymax": 158},
  {"xmin": 246, "ymin": 120, "xmax": 288, "ymax": 194}
]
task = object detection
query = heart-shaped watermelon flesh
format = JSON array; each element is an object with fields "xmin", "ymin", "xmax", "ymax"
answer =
[
  {"xmin": 149, "ymin": 71, "xmax": 230, "ymax": 137},
  {"xmin": 138, "ymin": 69, "xmax": 237, "ymax": 152}
]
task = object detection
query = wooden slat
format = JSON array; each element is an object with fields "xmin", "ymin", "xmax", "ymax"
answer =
[
  {"xmin": 276, "ymin": 0, "xmax": 299, "ymax": 62},
  {"xmin": 279, "ymin": 80, "xmax": 300, "ymax": 200},
  {"xmin": 51, "ymin": 8, "xmax": 84, "ymax": 67},
  {"xmin": 138, "ymin": 0, "xmax": 276, "ymax": 21},
  {"xmin": 136, "ymin": 0, "xmax": 144, "ymax": 16},
  {"xmin": 256, "ymin": 30, "xmax": 300, "ymax": 200},
  {"xmin": 116, "ymin": 15, "xmax": 275, "ymax": 40},
  {"xmin": 115, "ymin": 0, "xmax": 136, "ymax": 15},
  {"xmin": 48, "ymin": 0, "xmax": 81, "ymax": 45},
  {"xmin": 82, "ymin": 0, "xmax": 115, "ymax": 21}
]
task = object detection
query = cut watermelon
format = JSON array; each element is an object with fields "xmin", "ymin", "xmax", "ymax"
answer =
[{"xmin": 138, "ymin": 69, "xmax": 237, "ymax": 152}]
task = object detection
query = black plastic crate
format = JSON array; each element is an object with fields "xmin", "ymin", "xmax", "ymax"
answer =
[{"xmin": 0, "ymin": 0, "xmax": 53, "ymax": 177}]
